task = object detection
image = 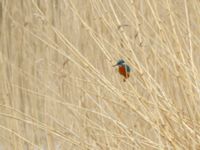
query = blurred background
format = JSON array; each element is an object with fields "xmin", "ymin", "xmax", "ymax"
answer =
[{"xmin": 1, "ymin": 0, "xmax": 200, "ymax": 149}]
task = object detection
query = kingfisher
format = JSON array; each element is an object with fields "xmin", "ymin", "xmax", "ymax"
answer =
[{"xmin": 113, "ymin": 59, "xmax": 131, "ymax": 82}]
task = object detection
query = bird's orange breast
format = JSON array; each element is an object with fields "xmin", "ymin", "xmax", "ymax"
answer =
[{"xmin": 118, "ymin": 66, "xmax": 130, "ymax": 78}]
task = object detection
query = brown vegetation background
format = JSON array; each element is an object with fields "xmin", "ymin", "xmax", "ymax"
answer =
[{"xmin": 1, "ymin": 0, "xmax": 200, "ymax": 149}]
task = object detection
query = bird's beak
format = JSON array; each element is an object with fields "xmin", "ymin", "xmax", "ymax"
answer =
[{"xmin": 113, "ymin": 64, "xmax": 118, "ymax": 67}]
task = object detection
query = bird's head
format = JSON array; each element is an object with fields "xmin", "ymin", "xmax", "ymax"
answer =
[{"xmin": 113, "ymin": 59, "xmax": 125, "ymax": 67}]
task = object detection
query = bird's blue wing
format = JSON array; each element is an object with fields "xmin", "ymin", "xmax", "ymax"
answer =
[{"xmin": 125, "ymin": 65, "xmax": 131, "ymax": 72}]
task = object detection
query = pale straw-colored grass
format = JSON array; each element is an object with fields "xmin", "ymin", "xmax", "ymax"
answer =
[{"xmin": 1, "ymin": 0, "xmax": 200, "ymax": 149}]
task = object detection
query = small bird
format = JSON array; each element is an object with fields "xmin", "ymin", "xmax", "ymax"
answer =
[{"xmin": 113, "ymin": 59, "xmax": 131, "ymax": 82}]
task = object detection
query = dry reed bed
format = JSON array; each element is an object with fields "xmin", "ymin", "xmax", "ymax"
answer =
[{"xmin": 0, "ymin": 0, "xmax": 200, "ymax": 149}]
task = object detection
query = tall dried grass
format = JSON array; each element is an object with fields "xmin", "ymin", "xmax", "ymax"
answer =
[{"xmin": 1, "ymin": 0, "xmax": 200, "ymax": 149}]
